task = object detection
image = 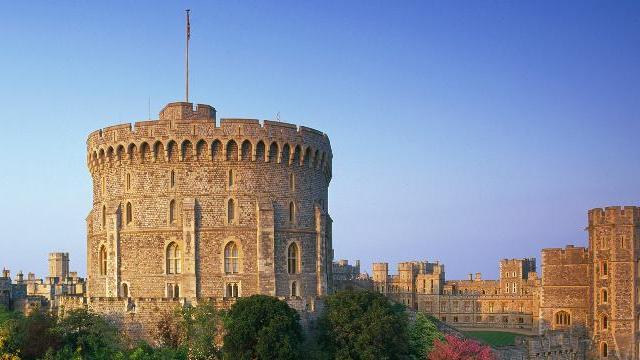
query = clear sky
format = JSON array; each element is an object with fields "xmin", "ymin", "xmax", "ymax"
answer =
[{"xmin": 0, "ymin": 1, "xmax": 638, "ymax": 280}]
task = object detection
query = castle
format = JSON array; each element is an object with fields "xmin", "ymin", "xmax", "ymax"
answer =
[
  {"xmin": 350, "ymin": 206, "xmax": 639, "ymax": 359},
  {"xmin": 1, "ymin": 101, "xmax": 638, "ymax": 358}
]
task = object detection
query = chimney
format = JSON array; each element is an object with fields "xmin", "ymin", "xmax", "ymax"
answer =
[
  {"xmin": 475, "ymin": 272, "xmax": 482, "ymax": 281},
  {"xmin": 1, "ymin": 268, "xmax": 9, "ymax": 278},
  {"xmin": 468, "ymin": 273, "xmax": 473, "ymax": 281}
]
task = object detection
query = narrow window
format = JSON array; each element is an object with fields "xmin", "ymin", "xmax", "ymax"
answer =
[
  {"xmin": 291, "ymin": 281, "xmax": 298, "ymax": 297},
  {"xmin": 289, "ymin": 201, "xmax": 295, "ymax": 223},
  {"xmin": 602, "ymin": 289, "xmax": 608, "ymax": 303},
  {"xmin": 603, "ymin": 262, "xmax": 608, "ymax": 276},
  {"xmin": 122, "ymin": 283, "xmax": 129, "ymax": 298},
  {"xmin": 102, "ymin": 205, "xmax": 106, "ymax": 228},
  {"xmin": 602, "ymin": 315, "xmax": 608, "ymax": 330},
  {"xmin": 602, "ymin": 342, "xmax": 608, "ymax": 357},
  {"xmin": 166, "ymin": 284, "xmax": 174, "ymax": 298},
  {"xmin": 228, "ymin": 169, "xmax": 234, "ymax": 188},
  {"xmin": 288, "ymin": 242, "xmax": 299, "ymax": 274},
  {"xmin": 166, "ymin": 242, "xmax": 181, "ymax": 274},
  {"xmin": 170, "ymin": 170, "xmax": 176, "ymax": 188},
  {"xmin": 224, "ymin": 242, "xmax": 239, "ymax": 274},
  {"xmin": 226, "ymin": 283, "xmax": 239, "ymax": 298},
  {"xmin": 126, "ymin": 172, "xmax": 131, "ymax": 191},
  {"xmin": 169, "ymin": 200, "xmax": 176, "ymax": 224},
  {"xmin": 126, "ymin": 202, "xmax": 132, "ymax": 225},
  {"xmin": 227, "ymin": 198, "xmax": 235, "ymax": 224},
  {"xmin": 289, "ymin": 173, "xmax": 295, "ymax": 192},
  {"xmin": 99, "ymin": 246, "xmax": 107, "ymax": 275},
  {"xmin": 174, "ymin": 284, "xmax": 180, "ymax": 299}
]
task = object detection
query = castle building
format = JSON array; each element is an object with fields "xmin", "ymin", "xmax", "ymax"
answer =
[
  {"xmin": 66, "ymin": 101, "xmax": 333, "ymax": 338},
  {"xmin": 367, "ymin": 206, "xmax": 640, "ymax": 359}
]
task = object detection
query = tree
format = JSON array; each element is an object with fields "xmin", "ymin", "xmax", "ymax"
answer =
[
  {"xmin": 223, "ymin": 295, "xmax": 303, "ymax": 360},
  {"xmin": 180, "ymin": 302, "xmax": 221, "ymax": 359},
  {"xmin": 408, "ymin": 313, "xmax": 443, "ymax": 359},
  {"xmin": 317, "ymin": 289, "xmax": 410, "ymax": 360},
  {"xmin": 0, "ymin": 306, "xmax": 22, "ymax": 359},
  {"xmin": 15, "ymin": 308, "xmax": 60, "ymax": 359},
  {"xmin": 428, "ymin": 335, "xmax": 496, "ymax": 360},
  {"xmin": 52, "ymin": 309, "xmax": 122, "ymax": 359}
]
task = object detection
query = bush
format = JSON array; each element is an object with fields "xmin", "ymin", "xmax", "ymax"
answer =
[
  {"xmin": 317, "ymin": 290, "xmax": 410, "ymax": 360},
  {"xmin": 428, "ymin": 335, "xmax": 496, "ymax": 360},
  {"xmin": 408, "ymin": 313, "xmax": 443, "ymax": 359},
  {"xmin": 223, "ymin": 295, "xmax": 303, "ymax": 360}
]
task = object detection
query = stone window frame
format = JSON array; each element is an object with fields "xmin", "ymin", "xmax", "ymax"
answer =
[
  {"xmin": 168, "ymin": 199, "xmax": 177, "ymax": 225},
  {"xmin": 101, "ymin": 204, "xmax": 107, "ymax": 230},
  {"xmin": 98, "ymin": 243, "xmax": 108, "ymax": 276},
  {"xmin": 226, "ymin": 169, "xmax": 237, "ymax": 191},
  {"xmin": 554, "ymin": 310, "xmax": 571, "ymax": 327},
  {"xmin": 601, "ymin": 288, "xmax": 608, "ymax": 304},
  {"xmin": 286, "ymin": 240, "xmax": 302, "ymax": 275},
  {"xmin": 121, "ymin": 281, "xmax": 131, "ymax": 298},
  {"xmin": 165, "ymin": 241, "xmax": 182, "ymax": 275},
  {"xmin": 288, "ymin": 200, "xmax": 297, "ymax": 226},
  {"xmin": 289, "ymin": 172, "xmax": 295, "ymax": 192},
  {"xmin": 125, "ymin": 172, "xmax": 132, "ymax": 192},
  {"xmin": 222, "ymin": 238, "xmax": 243, "ymax": 275},
  {"xmin": 225, "ymin": 197, "xmax": 238, "ymax": 225},
  {"xmin": 165, "ymin": 282, "xmax": 181, "ymax": 299},
  {"xmin": 125, "ymin": 201, "xmax": 133, "ymax": 226},
  {"xmin": 170, "ymin": 169, "xmax": 176, "ymax": 189},
  {"xmin": 225, "ymin": 281, "xmax": 241, "ymax": 298},
  {"xmin": 289, "ymin": 280, "xmax": 301, "ymax": 298},
  {"xmin": 601, "ymin": 313, "xmax": 609, "ymax": 331},
  {"xmin": 601, "ymin": 342, "xmax": 608, "ymax": 357}
]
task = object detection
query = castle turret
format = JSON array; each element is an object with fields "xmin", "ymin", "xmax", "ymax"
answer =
[{"xmin": 48, "ymin": 252, "xmax": 69, "ymax": 279}]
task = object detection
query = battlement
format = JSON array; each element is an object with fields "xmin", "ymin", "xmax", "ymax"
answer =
[
  {"xmin": 541, "ymin": 245, "xmax": 589, "ymax": 265},
  {"xmin": 588, "ymin": 206, "xmax": 640, "ymax": 226},
  {"xmin": 87, "ymin": 102, "xmax": 332, "ymax": 179},
  {"xmin": 159, "ymin": 102, "xmax": 216, "ymax": 121}
]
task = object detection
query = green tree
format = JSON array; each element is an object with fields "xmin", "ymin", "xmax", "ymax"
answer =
[
  {"xmin": 317, "ymin": 289, "xmax": 410, "ymax": 360},
  {"xmin": 15, "ymin": 308, "xmax": 60, "ymax": 359},
  {"xmin": 223, "ymin": 295, "xmax": 303, "ymax": 360},
  {"xmin": 180, "ymin": 302, "xmax": 220, "ymax": 359},
  {"xmin": 51, "ymin": 309, "xmax": 122, "ymax": 359},
  {"xmin": 0, "ymin": 306, "xmax": 23, "ymax": 359},
  {"xmin": 408, "ymin": 313, "xmax": 443, "ymax": 359}
]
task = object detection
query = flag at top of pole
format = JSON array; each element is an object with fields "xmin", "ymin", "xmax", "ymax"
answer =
[{"xmin": 185, "ymin": 9, "xmax": 191, "ymax": 102}]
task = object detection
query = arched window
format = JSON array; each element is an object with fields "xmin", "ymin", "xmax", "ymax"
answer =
[
  {"xmin": 602, "ymin": 289, "xmax": 608, "ymax": 303},
  {"xmin": 602, "ymin": 315, "xmax": 608, "ymax": 330},
  {"xmin": 122, "ymin": 283, "xmax": 129, "ymax": 298},
  {"xmin": 287, "ymin": 243, "xmax": 299, "ymax": 274},
  {"xmin": 102, "ymin": 205, "xmax": 106, "ymax": 228},
  {"xmin": 289, "ymin": 201, "xmax": 296, "ymax": 223},
  {"xmin": 226, "ymin": 283, "xmax": 239, "ymax": 298},
  {"xmin": 99, "ymin": 246, "xmax": 107, "ymax": 275},
  {"xmin": 602, "ymin": 261, "xmax": 608, "ymax": 276},
  {"xmin": 166, "ymin": 242, "xmax": 181, "ymax": 274},
  {"xmin": 169, "ymin": 200, "xmax": 176, "ymax": 224},
  {"xmin": 224, "ymin": 242, "xmax": 239, "ymax": 274},
  {"xmin": 291, "ymin": 281, "xmax": 298, "ymax": 297},
  {"xmin": 227, "ymin": 198, "xmax": 235, "ymax": 224},
  {"xmin": 602, "ymin": 342, "xmax": 608, "ymax": 357},
  {"xmin": 554, "ymin": 311, "xmax": 571, "ymax": 326},
  {"xmin": 170, "ymin": 170, "xmax": 176, "ymax": 188},
  {"xmin": 126, "ymin": 202, "xmax": 132, "ymax": 225}
]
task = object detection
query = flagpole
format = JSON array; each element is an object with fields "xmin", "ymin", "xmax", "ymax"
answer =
[{"xmin": 185, "ymin": 9, "xmax": 190, "ymax": 103}]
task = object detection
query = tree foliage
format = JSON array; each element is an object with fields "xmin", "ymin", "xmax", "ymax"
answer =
[
  {"xmin": 317, "ymin": 289, "xmax": 410, "ymax": 360},
  {"xmin": 408, "ymin": 313, "xmax": 443, "ymax": 359},
  {"xmin": 223, "ymin": 295, "xmax": 303, "ymax": 360},
  {"xmin": 428, "ymin": 335, "xmax": 496, "ymax": 360}
]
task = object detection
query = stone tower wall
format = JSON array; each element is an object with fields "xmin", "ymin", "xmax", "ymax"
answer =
[
  {"xmin": 86, "ymin": 102, "xmax": 332, "ymax": 303},
  {"xmin": 588, "ymin": 206, "xmax": 640, "ymax": 359}
]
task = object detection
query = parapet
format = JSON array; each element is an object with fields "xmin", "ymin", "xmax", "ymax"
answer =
[
  {"xmin": 159, "ymin": 102, "xmax": 216, "ymax": 122},
  {"xmin": 588, "ymin": 206, "xmax": 640, "ymax": 226},
  {"xmin": 541, "ymin": 245, "xmax": 589, "ymax": 265}
]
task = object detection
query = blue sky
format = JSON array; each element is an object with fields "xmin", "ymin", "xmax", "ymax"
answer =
[{"xmin": 0, "ymin": 1, "xmax": 638, "ymax": 280}]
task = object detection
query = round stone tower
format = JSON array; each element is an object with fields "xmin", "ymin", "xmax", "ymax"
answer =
[{"xmin": 86, "ymin": 102, "xmax": 333, "ymax": 303}]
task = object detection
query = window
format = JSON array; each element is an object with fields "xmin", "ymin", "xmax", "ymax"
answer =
[
  {"xmin": 602, "ymin": 315, "xmax": 608, "ymax": 330},
  {"xmin": 289, "ymin": 201, "xmax": 296, "ymax": 223},
  {"xmin": 170, "ymin": 170, "xmax": 176, "ymax": 188},
  {"xmin": 224, "ymin": 242, "xmax": 239, "ymax": 274},
  {"xmin": 228, "ymin": 169, "xmax": 234, "ymax": 188},
  {"xmin": 291, "ymin": 281, "xmax": 298, "ymax": 297},
  {"xmin": 126, "ymin": 202, "xmax": 132, "ymax": 225},
  {"xmin": 100, "ymin": 176, "xmax": 105, "ymax": 196},
  {"xmin": 227, "ymin": 198, "xmax": 235, "ymax": 224},
  {"xmin": 555, "ymin": 311, "xmax": 571, "ymax": 326},
  {"xmin": 602, "ymin": 261, "xmax": 608, "ymax": 276},
  {"xmin": 602, "ymin": 289, "xmax": 608, "ymax": 303},
  {"xmin": 601, "ymin": 342, "xmax": 608, "ymax": 357},
  {"xmin": 99, "ymin": 246, "xmax": 107, "ymax": 275},
  {"xmin": 489, "ymin": 303, "xmax": 494, "ymax": 313},
  {"xmin": 287, "ymin": 243, "xmax": 299, "ymax": 274},
  {"xmin": 512, "ymin": 283, "xmax": 516, "ymax": 293},
  {"xmin": 167, "ymin": 283, "xmax": 180, "ymax": 299},
  {"xmin": 102, "ymin": 205, "xmax": 106, "ymax": 228},
  {"xmin": 226, "ymin": 283, "xmax": 239, "ymax": 298},
  {"xmin": 122, "ymin": 283, "xmax": 129, "ymax": 298},
  {"xmin": 166, "ymin": 242, "xmax": 181, "ymax": 274},
  {"xmin": 174, "ymin": 284, "xmax": 180, "ymax": 298},
  {"xmin": 169, "ymin": 200, "xmax": 176, "ymax": 224},
  {"xmin": 126, "ymin": 172, "xmax": 131, "ymax": 191},
  {"xmin": 289, "ymin": 173, "xmax": 295, "ymax": 192}
]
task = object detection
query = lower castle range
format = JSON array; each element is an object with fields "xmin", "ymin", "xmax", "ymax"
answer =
[{"xmin": 1, "ymin": 101, "xmax": 637, "ymax": 359}]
